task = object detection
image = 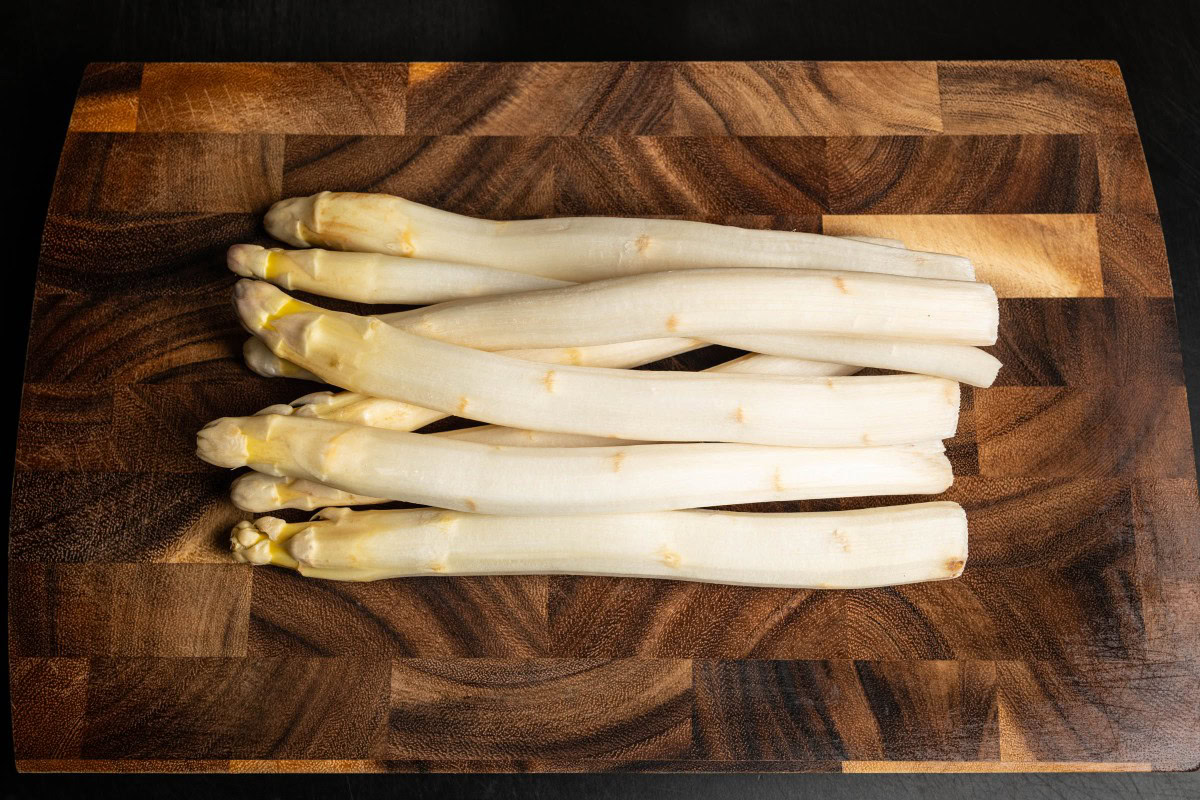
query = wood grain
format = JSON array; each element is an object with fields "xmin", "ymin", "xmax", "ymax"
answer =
[
  {"xmin": 50, "ymin": 133, "xmax": 283, "ymax": 214},
  {"xmin": 693, "ymin": 660, "xmax": 998, "ymax": 761},
  {"xmin": 67, "ymin": 63, "xmax": 141, "ymax": 133},
  {"xmin": 388, "ymin": 659, "xmax": 693, "ymax": 759},
  {"xmin": 12, "ymin": 59, "xmax": 1199, "ymax": 774},
  {"xmin": 823, "ymin": 215, "xmax": 1102, "ymax": 297},
  {"xmin": 673, "ymin": 62, "xmax": 942, "ymax": 135},
  {"xmin": 138, "ymin": 63, "xmax": 408, "ymax": 134},
  {"xmin": 248, "ymin": 570, "xmax": 552, "ymax": 657},
  {"xmin": 938, "ymin": 61, "xmax": 1138, "ymax": 134},
  {"xmin": 83, "ymin": 658, "xmax": 391, "ymax": 759},
  {"xmin": 826, "ymin": 135, "xmax": 1100, "ymax": 213},
  {"xmin": 406, "ymin": 62, "xmax": 674, "ymax": 135}
]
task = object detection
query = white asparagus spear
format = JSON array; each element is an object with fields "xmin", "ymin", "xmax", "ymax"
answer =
[
  {"xmin": 227, "ymin": 234, "xmax": 911, "ymax": 304},
  {"xmin": 243, "ymin": 331, "xmax": 708, "ymax": 381},
  {"xmin": 264, "ymin": 192, "xmax": 975, "ymax": 281},
  {"xmin": 235, "ymin": 280, "xmax": 960, "ymax": 447},
  {"xmin": 717, "ymin": 334, "xmax": 1002, "ymax": 387},
  {"xmin": 230, "ymin": 472, "xmax": 383, "ymax": 512},
  {"xmin": 199, "ymin": 413, "xmax": 953, "ymax": 515},
  {"xmin": 230, "ymin": 503, "xmax": 968, "ymax": 588},
  {"xmin": 374, "ymin": 269, "xmax": 1000, "ymax": 348},
  {"xmin": 227, "ymin": 244, "xmax": 572, "ymax": 304},
  {"xmin": 233, "ymin": 355, "xmax": 860, "ymax": 512}
]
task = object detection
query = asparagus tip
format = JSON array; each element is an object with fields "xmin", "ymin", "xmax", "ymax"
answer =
[
  {"xmin": 226, "ymin": 244, "xmax": 268, "ymax": 278},
  {"xmin": 196, "ymin": 417, "xmax": 250, "ymax": 468},
  {"xmin": 264, "ymin": 196, "xmax": 317, "ymax": 247}
]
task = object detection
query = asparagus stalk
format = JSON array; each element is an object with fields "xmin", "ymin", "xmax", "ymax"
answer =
[
  {"xmin": 232, "ymin": 355, "xmax": 860, "ymax": 513},
  {"xmin": 227, "ymin": 244, "xmax": 571, "ymax": 304},
  {"xmin": 350, "ymin": 269, "xmax": 1000, "ymax": 348},
  {"xmin": 718, "ymin": 334, "xmax": 1002, "ymax": 387},
  {"xmin": 199, "ymin": 413, "xmax": 953, "ymax": 514},
  {"xmin": 228, "ymin": 234, "xmax": 911, "ymax": 304},
  {"xmin": 234, "ymin": 280, "xmax": 960, "ymax": 447},
  {"xmin": 264, "ymin": 192, "xmax": 975, "ymax": 282},
  {"xmin": 230, "ymin": 503, "xmax": 968, "ymax": 588}
]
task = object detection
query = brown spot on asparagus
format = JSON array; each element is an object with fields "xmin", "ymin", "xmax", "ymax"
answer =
[
  {"xmin": 733, "ymin": 405, "xmax": 746, "ymax": 424},
  {"xmin": 861, "ymin": 433, "xmax": 873, "ymax": 445},
  {"xmin": 834, "ymin": 276, "xmax": 849, "ymax": 294},
  {"xmin": 665, "ymin": 314, "xmax": 679, "ymax": 332},
  {"xmin": 542, "ymin": 370, "xmax": 557, "ymax": 393},
  {"xmin": 455, "ymin": 396, "xmax": 470, "ymax": 415},
  {"xmin": 611, "ymin": 452, "xmax": 626, "ymax": 472},
  {"xmin": 825, "ymin": 378, "xmax": 835, "ymax": 389},
  {"xmin": 635, "ymin": 234, "xmax": 651, "ymax": 253},
  {"xmin": 428, "ymin": 562, "xmax": 446, "ymax": 572},
  {"xmin": 464, "ymin": 499, "xmax": 477, "ymax": 512},
  {"xmin": 565, "ymin": 347, "xmax": 583, "ymax": 366},
  {"xmin": 831, "ymin": 529, "xmax": 852, "ymax": 553},
  {"xmin": 945, "ymin": 558, "xmax": 966, "ymax": 576},
  {"xmin": 657, "ymin": 548, "xmax": 681, "ymax": 568}
]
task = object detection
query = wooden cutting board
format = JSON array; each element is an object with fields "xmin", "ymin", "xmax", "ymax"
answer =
[{"xmin": 10, "ymin": 60, "xmax": 1199, "ymax": 774}]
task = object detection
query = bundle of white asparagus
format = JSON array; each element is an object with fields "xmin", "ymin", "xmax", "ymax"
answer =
[{"xmin": 199, "ymin": 191, "xmax": 999, "ymax": 588}]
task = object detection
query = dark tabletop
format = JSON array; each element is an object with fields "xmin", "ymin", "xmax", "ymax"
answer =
[{"xmin": 5, "ymin": 0, "xmax": 1199, "ymax": 797}]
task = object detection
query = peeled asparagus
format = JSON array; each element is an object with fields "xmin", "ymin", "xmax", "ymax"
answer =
[
  {"xmin": 231, "ymin": 503, "xmax": 968, "ymax": 587},
  {"xmin": 264, "ymin": 192, "xmax": 975, "ymax": 281},
  {"xmin": 718, "ymin": 335, "xmax": 1002, "ymax": 387},
  {"xmin": 235, "ymin": 280, "xmax": 959, "ymax": 447},
  {"xmin": 227, "ymin": 244, "xmax": 571, "ymax": 304},
  {"xmin": 234, "ymin": 355, "xmax": 860, "ymax": 512},
  {"xmin": 382, "ymin": 269, "xmax": 1000, "ymax": 348},
  {"xmin": 199, "ymin": 413, "xmax": 953, "ymax": 514},
  {"xmin": 227, "ymin": 234, "xmax": 911, "ymax": 305},
  {"xmin": 230, "ymin": 472, "xmax": 383, "ymax": 512},
  {"xmin": 242, "ymin": 332, "xmax": 707, "ymax": 382}
]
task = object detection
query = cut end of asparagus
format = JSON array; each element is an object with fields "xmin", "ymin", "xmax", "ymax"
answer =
[
  {"xmin": 265, "ymin": 195, "xmax": 320, "ymax": 248},
  {"xmin": 196, "ymin": 417, "xmax": 250, "ymax": 468}
]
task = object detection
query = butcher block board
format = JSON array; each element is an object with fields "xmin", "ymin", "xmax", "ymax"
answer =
[{"xmin": 9, "ymin": 60, "xmax": 1200, "ymax": 774}]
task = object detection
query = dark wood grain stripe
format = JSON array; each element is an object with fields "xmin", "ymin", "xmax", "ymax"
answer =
[
  {"xmin": 826, "ymin": 135, "xmax": 1100, "ymax": 214},
  {"xmin": 248, "ymin": 570, "xmax": 551, "ymax": 657},
  {"xmin": 388, "ymin": 659, "xmax": 692, "ymax": 759},
  {"xmin": 992, "ymin": 298, "xmax": 1183, "ymax": 385},
  {"xmin": 50, "ymin": 133, "xmax": 283, "ymax": 215},
  {"xmin": 11, "ymin": 659, "xmax": 89, "ymax": 759},
  {"xmin": 938, "ymin": 61, "xmax": 1137, "ymax": 134},
  {"xmin": 976, "ymin": 387, "xmax": 1195, "ymax": 477},
  {"xmin": 693, "ymin": 660, "xmax": 998, "ymax": 761},
  {"xmin": 10, "ymin": 564, "xmax": 250, "ymax": 657},
  {"xmin": 83, "ymin": 658, "xmax": 391, "ymax": 759},
  {"xmin": 406, "ymin": 62, "xmax": 674, "ymax": 135},
  {"xmin": 673, "ymin": 61, "xmax": 942, "ymax": 135}
]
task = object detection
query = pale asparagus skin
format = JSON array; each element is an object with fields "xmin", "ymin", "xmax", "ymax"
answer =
[
  {"xmin": 230, "ymin": 503, "xmax": 969, "ymax": 588},
  {"xmin": 234, "ymin": 280, "xmax": 960, "ymax": 447},
  {"xmin": 243, "ymin": 332, "xmax": 707, "ymax": 381},
  {"xmin": 378, "ymin": 269, "xmax": 1000, "ymax": 348},
  {"xmin": 199, "ymin": 413, "xmax": 954, "ymax": 514},
  {"xmin": 264, "ymin": 192, "xmax": 975, "ymax": 281},
  {"xmin": 717, "ymin": 334, "xmax": 1002, "ymax": 388},
  {"xmin": 235, "ymin": 355, "xmax": 859, "ymax": 512},
  {"xmin": 228, "ymin": 236, "xmax": 910, "ymax": 304},
  {"xmin": 230, "ymin": 471, "xmax": 383, "ymax": 513},
  {"xmin": 228, "ymin": 244, "xmax": 571, "ymax": 304}
]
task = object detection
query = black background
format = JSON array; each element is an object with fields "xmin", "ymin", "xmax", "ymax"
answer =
[{"xmin": 4, "ymin": 0, "xmax": 1199, "ymax": 797}]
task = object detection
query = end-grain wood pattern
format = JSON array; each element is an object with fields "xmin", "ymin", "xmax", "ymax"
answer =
[{"xmin": 10, "ymin": 60, "xmax": 1199, "ymax": 774}]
